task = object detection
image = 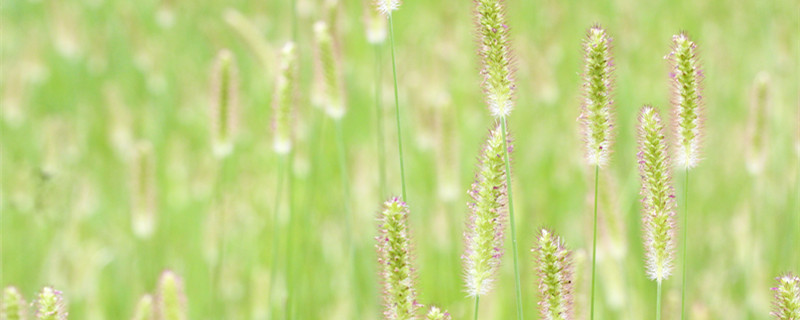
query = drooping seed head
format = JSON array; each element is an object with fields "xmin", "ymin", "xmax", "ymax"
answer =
[
  {"xmin": 668, "ymin": 32, "xmax": 704, "ymax": 169},
  {"xmin": 210, "ymin": 49, "xmax": 239, "ymax": 158},
  {"xmin": 579, "ymin": 25, "xmax": 615, "ymax": 167},
  {"xmin": 534, "ymin": 229, "xmax": 574, "ymax": 320},
  {"xmin": 272, "ymin": 42, "xmax": 297, "ymax": 155},
  {"xmin": 475, "ymin": 0, "xmax": 515, "ymax": 118},
  {"xmin": 2, "ymin": 286, "xmax": 28, "ymax": 320},
  {"xmin": 771, "ymin": 273, "xmax": 800, "ymax": 320},
  {"xmin": 746, "ymin": 72, "xmax": 770, "ymax": 174},
  {"xmin": 364, "ymin": 0, "xmax": 388, "ymax": 44},
  {"xmin": 34, "ymin": 287, "xmax": 67, "ymax": 320},
  {"xmin": 156, "ymin": 270, "xmax": 187, "ymax": 320},
  {"xmin": 130, "ymin": 140, "xmax": 156, "ymax": 239},
  {"xmin": 425, "ymin": 306, "xmax": 451, "ymax": 320},
  {"xmin": 463, "ymin": 123, "xmax": 509, "ymax": 297},
  {"xmin": 131, "ymin": 294, "xmax": 154, "ymax": 320},
  {"xmin": 313, "ymin": 21, "xmax": 345, "ymax": 120},
  {"xmin": 375, "ymin": 0, "xmax": 400, "ymax": 17},
  {"xmin": 637, "ymin": 106, "xmax": 677, "ymax": 282},
  {"xmin": 376, "ymin": 197, "xmax": 420, "ymax": 319}
]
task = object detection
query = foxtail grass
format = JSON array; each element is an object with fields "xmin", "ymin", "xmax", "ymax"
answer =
[
  {"xmin": 771, "ymin": 273, "xmax": 800, "ymax": 319},
  {"xmin": 580, "ymin": 25, "xmax": 615, "ymax": 320},
  {"xmin": 463, "ymin": 123, "xmax": 508, "ymax": 319},
  {"xmin": 426, "ymin": 307, "xmax": 451, "ymax": 320},
  {"xmin": 2, "ymin": 286, "xmax": 27, "ymax": 320},
  {"xmin": 534, "ymin": 229, "xmax": 574, "ymax": 320},
  {"xmin": 130, "ymin": 140, "xmax": 156, "ymax": 239},
  {"xmin": 637, "ymin": 106, "xmax": 677, "ymax": 320},
  {"xmin": 156, "ymin": 271, "xmax": 187, "ymax": 320},
  {"xmin": 210, "ymin": 49, "xmax": 238, "ymax": 159},
  {"xmin": 668, "ymin": 32, "xmax": 704, "ymax": 320},
  {"xmin": 377, "ymin": 197, "xmax": 420, "ymax": 319},
  {"xmin": 131, "ymin": 294, "xmax": 154, "ymax": 320},
  {"xmin": 35, "ymin": 287, "xmax": 67, "ymax": 320},
  {"xmin": 473, "ymin": 0, "xmax": 522, "ymax": 316}
]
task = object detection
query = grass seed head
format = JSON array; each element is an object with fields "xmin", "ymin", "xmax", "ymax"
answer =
[
  {"xmin": 475, "ymin": 0, "xmax": 515, "ymax": 118},
  {"xmin": 425, "ymin": 306, "xmax": 451, "ymax": 320},
  {"xmin": 272, "ymin": 42, "xmax": 297, "ymax": 155},
  {"xmin": 210, "ymin": 49, "xmax": 239, "ymax": 158},
  {"xmin": 668, "ymin": 32, "xmax": 704, "ymax": 169},
  {"xmin": 156, "ymin": 270, "xmax": 187, "ymax": 320},
  {"xmin": 313, "ymin": 21, "xmax": 346, "ymax": 120},
  {"xmin": 580, "ymin": 25, "xmax": 615, "ymax": 167},
  {"xmin": 376, "ymin": 197, "xmax": 420, "ymax": 319},
  {"xmin": 463, "ymin": 123, "xmax": 509, "ymax": 297},
  {"xmin": 772, "ymin": 273, "xmax": 800, "ymax": 320},
  {"xmin": 637, "ymin": 106, "xmax": 677, "ymax": 282},
  {"xmin": 131, "ymin": 294, "xmax": 154, "ymax": 320},
  {"xmin": 534, "ymin": 229, "xmax": 574, "ymax": 320},
  {"xmin": 35, "ymin": 287, "xmax": 67, "ymax": 320},
  {"xmin": 2, "ymin": 286, "xmax": 28, "ymax": 320}
]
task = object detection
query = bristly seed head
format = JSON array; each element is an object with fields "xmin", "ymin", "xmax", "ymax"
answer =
[
  {"xmin": 637, "ymin": 106, "xmax": 677, "ymax": 282},
  {"xmin": 475, "ymin": 0, "xmax": 515, "ymax": 118},
  {"xmin": 668, "ymin": 32, "xmax": 704, "ymax": 169},
  {"xmin": 463, "ymin": 123, "xmax": 509, "ymax": 297},
  {"xmin": 376, "ymin": 197, "xmax": 420, "ymax": 319},
  {"xmin": 156, "ymin": 270, "xmax": 187, "ymax": 320},
  {"xmin": 2, "ymin": 286, "xmax": 28, "ymax": 320},
  {"xmin": 375, "ymin": 0, "xmax": 401, "ymax": 17},
  {"xmin": 35, "ymin": 287, "xmax": 67, "ymax": 320},
  {"xmin": 533, "ymin": 229, "xmax": 574, "ymax": 320},
  {"xmin": 425, "ymin": 306, "xmax": 451, "ymax": 320},
  {"xmin": 131, "ymin": 294, "xmax": 154, "ymax": 320},
  {"xmin": 130, "ymin": 140, "xmax": 156, "ymax": 239},
  {"xmin": 771, "ymin": 273, "xmax": 800, "ymax": 320},
  {"xmin": 313, "ymin": 21, "xmax": 346, "ymax": 120},
  {"xmin": 364, "ymin": 0, "xmax": 388, "ymax": 44},
  {"xmin": 210, "ymin": 49, "xmax": 239, "ymax": 158},
  {"xmin": 272, "ymin": 42, "xmax": 297, "ymax": 155},
  {"xmin": 579, "ymin": 25, "xmax": 615, "ymax": 167}
]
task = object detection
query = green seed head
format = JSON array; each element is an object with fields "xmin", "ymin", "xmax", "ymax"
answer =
[
  {"xmin": 156, "ymin": 271, "xmax": 187, "ymax": 320},
  {"xmin": 34, "ymin": 287, "xmax": 67, "ymax": 320},
  {"xmin": 475, "ymin": 0, "xmax": 515, "ymax": 118},
  {"xmin": 425, "ymin": 306, "xmax": 451, "ymax": 320},
  {"xmin": 2, "ymin": 286, "xmax": 28, "ymax": 320},
  {"xmin": 772, "ymin": 273, "xmax": 800, "ymax": 320},
  {"xmin": 668, "ymin": 32, "xmax": 704, "ymax": 169},
  {"xmin": 313, "ymin": 21, "xmax": 345, "ymax": 120},
  {"xmin": 376, "ymin": 197, "xmax": 420, "ymax": 319},
  {"xmin": 637, "ymin": 106, "xmax": 677, "ymax": 282},
  {"xmin": 580, "ymin": 25, "xmax": 615, "ymax": 167},
  {"xmin": 534, "ymin": 229, "xmax": 574, "ymax": 320},
  {"xmin": 130, "ymin": 140, "xmax": 156, "ymax": 239},
  {"xmin": 746, "ymin": 72, "xmax": 770, "ymax": 174},
  {"xmin": 463, "ymin": 123, "xmax": 509, "ymax": 297},
  {"xmin": 272, "ymin": 42, "xmax": 297, "ymax": 155},
  {"xmin": 375, "ymin": 0, "xmax": 401, "ymax": 17},
  {"xmin": 210, "ymin": 49, "xmax": 239, "ymax": 158},
  {"xmin": 130, "ymin": 294, "xmax": 154, "ymax": 320}
]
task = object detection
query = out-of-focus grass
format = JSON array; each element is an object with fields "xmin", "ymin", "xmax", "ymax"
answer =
[{"xmin": 1, "ymin": 0, "xmax": 798, "ymax": 319}]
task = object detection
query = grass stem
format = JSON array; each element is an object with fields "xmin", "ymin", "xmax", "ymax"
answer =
[
  {"xmin": 656, "ymin": 280, "xmax": 663, "ymax": 320},
  {"xmin": 473, "ymin": 295, "xmax": 480, "ymax": 320},
  {"xmin": 388, "ymin": 13, "xmax": 408, "ymax": 202},
  {"xmin": 680, "ymin": 169, "xmax": 689, "ymax": 320},
  {"xmin": 590, "ymin": 164, "xmax": 599, "ymax": 320},
  {"xmin": 500, "ymin": 117, "xmax": 523, "ymax": 320},
  {"xmin": 268, "ymin": 155, "xmax": 286, "ymax": 320}
]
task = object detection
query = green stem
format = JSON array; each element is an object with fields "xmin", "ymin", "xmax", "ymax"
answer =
[
  {"xmin": 374, "ymin": 44, "xmax": 387, "ymax": 197},
  {"xmin": 212, "ymin": 154, "xmax": 233, "ymax": 318},
  {"xmin": 268, "ymin": 155, "xmax": 286, "ymax": 320},
  {"xmin": 335, "ymin": 119, "xmax": 359, "ymax": 316},
  {"xmin": 500, "ymin": 117, "xmax": 523, "ymax": 320},
  {"xmin": 680, "ymin": 169, "xmax": 689, "ymax": 320},
  {"xmin": 473, "ymin": 295, "xmax": 480, "ymax": 320},
  {"xmin": 656, "ymin": 280, "xmax": 663, "ymax": 320},
  {"xmin": 590, "ymin": 164, "xmax": 599, "ymax": 320},
  {"xmin": 388, "ymin": 13, "xmax": 408, "ymax": 202},
  {"xmin": 284, "ymin": 149, "xmax": 296, "ymax": 319}
]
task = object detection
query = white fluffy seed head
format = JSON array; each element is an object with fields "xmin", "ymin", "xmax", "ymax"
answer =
[{"xmin": 375, "ymin": 0, "xmax": 400, "ymax": 17}]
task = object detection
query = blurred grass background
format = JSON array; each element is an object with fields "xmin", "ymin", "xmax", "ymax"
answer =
[{"xmin": 1, "ymin": 0, "xmax": 798, "ymax": 318}]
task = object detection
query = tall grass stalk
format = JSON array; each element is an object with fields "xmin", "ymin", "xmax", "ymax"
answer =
[
  {"xmin": 656, "ymin": 280, "xmax": 663, "ymax": 320},
  {"xmin": 473, "ymin": 296, "xmax": 480, "ymax": 320},
  {"xmin": 500, "ymin": 117, "xmax": 523, "ymax": 319},
  {"xmin": 268, "ymin": 155, "xmax": 286, "ymax": 319},
  {"xmin": 590, "ymin": 164, "xmax": 599, "ymax": 319},
  {"xmin": 388, "ymin": 13, "xmax": 408, "ymax": 202}
]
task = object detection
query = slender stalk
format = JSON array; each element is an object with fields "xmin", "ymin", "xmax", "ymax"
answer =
[
  {"xmin": 374, "ymin": 44, "xmax": 387, "ymax": 197},
  {"xmin": 500, "ymin": 117, "xmax": 523, "ymax": 320},
  {"xmin": 268, "ymin": 155, "xmax": 286, "ymax": 320},
  {"xmin": 284, "ymin": 149, "xmax": 297, "ymax": 319},
  {"xmin": 335, "ymin": 119, "xmax": 359, "ymax": 316},
  {"xmin": 656, "ymin": 280, "xmax": 663, "ymax": 320},
  {"xmin": 680, "ymin": 169, "xmax": 689, "ymax": 320},
  {"xmin": 473, "ymin": 296, "xmax": 480, "ymax": 320},
  {"xmin": 212, "ymin": 154, "xmax": 233, "ymax": 318},
  {"xmin": 590, "ymin": 164, "xmax": 599, "ymax": 320},
  {"xmin": 388, "ymin": 13, "xmax": 408, "ymax": 202}
]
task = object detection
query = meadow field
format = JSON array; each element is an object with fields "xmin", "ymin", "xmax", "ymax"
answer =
[{"xmin": 1, "ymin": 0, "xmax": 799, "ymax": 319}]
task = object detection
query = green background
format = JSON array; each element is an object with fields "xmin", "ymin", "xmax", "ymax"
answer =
[{"xmin": 1, "ymin": 0, "xmax": 798, "ymax": 318}]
